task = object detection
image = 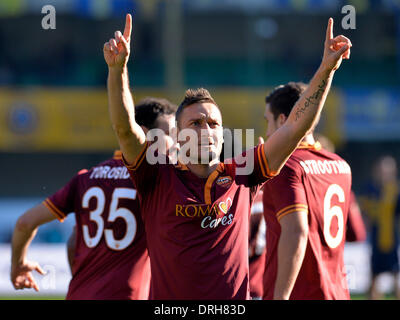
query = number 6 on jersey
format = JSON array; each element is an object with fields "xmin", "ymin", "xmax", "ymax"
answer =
[{"xmin": 323, "ymin": 184, "xmax": 345, "ymax": 249}]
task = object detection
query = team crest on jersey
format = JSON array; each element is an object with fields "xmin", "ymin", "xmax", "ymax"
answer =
[{"xmin": 216, "ymin": 176, "xmax": 233, "ymax": 188}]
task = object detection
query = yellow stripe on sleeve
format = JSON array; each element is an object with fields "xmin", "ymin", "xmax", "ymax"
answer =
[{"xmin": 43, "ymin": 199, "xmax": 66, "ymax": 222}]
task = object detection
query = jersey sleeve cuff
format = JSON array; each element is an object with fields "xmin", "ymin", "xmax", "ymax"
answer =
[
  {"xmin": 276, "ymin": 204, "xmax": 308, "ymax": 222},
  {"xmin": 43, "ymin": 199, "xmax": 66, "ymax": 222},
  {"xmin": 257, "ymin": 143, "xmax": 280, "ymax": 179},
  {"xmin": 122, "ymin": 142, "xmax": 149, "ymax": 171}
]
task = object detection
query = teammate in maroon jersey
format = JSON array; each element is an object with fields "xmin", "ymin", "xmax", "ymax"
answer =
[
  {"xmin": 104, "ymin": 14, "xmax": 351, "ymax": 299},
  {"xmin": 262, "ymin": 82, "xmax": 352, "ymax": 300},
  {"xmin": 10, "ymin": 97, "xmax": 176, "ymax": 299}
]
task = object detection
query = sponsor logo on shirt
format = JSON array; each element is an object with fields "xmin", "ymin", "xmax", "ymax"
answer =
[{"xmin": 175, "ymin": 197, "xmax": 234, "ymax": 229}]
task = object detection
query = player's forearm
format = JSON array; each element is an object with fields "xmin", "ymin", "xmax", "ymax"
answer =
[
  {"xmin": 274, "ymin": 228, "xmax": 308, "ymax": 300},
  {"xmin": 264, "ymin": 66, "xmax": 335, "ymax": 173},
  {"xmin": 286, "ymin": 65, "xmax": 334, "ymax": 142},
  {"xmin": 67, "ymin": 227, "xmax": 77, "ymax": 274},
  {"xmin": 11, "ymin": 219, "xmax": 38, "ymax": 266},
  {"xmin": 107, "ymin": 66, "xmax": 145, "ymax": 143}
]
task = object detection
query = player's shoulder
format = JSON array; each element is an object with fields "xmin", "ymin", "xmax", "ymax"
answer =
[
  {"xmin": 74, "ymin": 168, "xmax": 90, "ymax": 180},
  {"xmin": 294, "ymin": 142, "xmax": 344, "ymax": 161},
  {"xmin": 97, "ymin": 154, "xmax": 124, "ymax": 168},
  {"xmin": 284, "ymin": 144, "xmax": 350, "ymax": 175},
  {"xmin": 100, "ymin": 150, "xmax": 124, "ymax": 165},
  {"xmin": 280, "ymin": 149, "xmax": 306, "ymax": 173},
  {"xmin": 317, "ymin": 147, "xmax": 347, "ymax": 162}
]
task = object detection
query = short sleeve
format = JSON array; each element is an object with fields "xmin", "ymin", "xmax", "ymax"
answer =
[
  {"xmin": 262, "ymin": 162, "xmax": 308, "ymax": 222},
  {"xmin": 233, "ymin": 143, "xmax": 279, "ymax": 188},
  {"xmin": 43, "ymin": 170, "xmax": 86, "ymax": 222},
  {"xmin": 122, "ymin": 142, "xmax": 159, "ymax": 194}
]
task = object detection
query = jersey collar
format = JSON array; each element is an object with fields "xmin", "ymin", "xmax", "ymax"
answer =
[
  {"xmin": 113, "ymin": 150, "xmax": 123, "ymax": 160},
  {"xmin": 174, "ymin": 161, "xmax": 189, "ymax": 171},
  {"xmin": 297, "ymin": 141, "xmax": 322, "ymax": 151},
  {"xmin": 174, "ymin": 161, "xmax": 225, "ymax": 173}
]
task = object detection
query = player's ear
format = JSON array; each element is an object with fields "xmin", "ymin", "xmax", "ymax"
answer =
[{"xmin": 278, "ymin": 114, "xmax": 287, "ymax": 127}]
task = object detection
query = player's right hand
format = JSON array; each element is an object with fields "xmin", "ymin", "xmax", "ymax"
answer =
[
  {"xmin": 11, "ymin": 260, "xmax": 45, "ymax": 292},
  {"xmin": 104, "ymin": 13, "xmax": 132, "ymax": 69},
  {"xmin": 321, "ymin": 18, "xmax": 352, "ymax": 72}
]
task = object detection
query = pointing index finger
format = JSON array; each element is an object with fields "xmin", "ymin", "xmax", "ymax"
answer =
[
  {"xmin": 123, "ymin": 13, "xmax": 132, "ymax": 42},
  {"xmin": 326, "ymin": 17, "xmax": 333, "ymax": 41}
]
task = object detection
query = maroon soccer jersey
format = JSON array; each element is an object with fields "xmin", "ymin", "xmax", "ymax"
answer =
[
  {"xmin": 43, "ymin": 151, "xmax": 150, "ymax": 300},
  {"xmin": 249, "ymin": 190, "xmax": 266, "ymax": 299},
  {"xmin": 262, "ymin": 142, "xmax": 352, "ymax": 300},
  {"xmin": 123, "ymin": 142, "xmax": 276, "ymax": 299}
]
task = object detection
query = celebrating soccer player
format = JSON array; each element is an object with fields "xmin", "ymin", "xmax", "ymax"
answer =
[
  {"xmin": 10, "ymin": 98, "xmax": 176, "ymax": 299},
  {"xmin": 261, "ymin": 82, "xmax": 353, "ymax": 300},
  {"xmin": 104, "ymin": 14, "xmax": 351, "ymax": 299}
]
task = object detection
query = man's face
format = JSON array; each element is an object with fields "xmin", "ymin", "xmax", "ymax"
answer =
[
  {"xmin": 264, "ymin": 103, "xmax": 280, "ymax": 138},
  {"xmin": 374, "ymin": 156, "xmax": 398, "ymax": 185},
  {"xmin": 178, "ymin": 102, "xmax": 223, "ymax": 164},
  {"xmin": 153, "ymin": 113, "xmax": 176, "ymax": 150},
  {"xmin": 156, "ymin": 114, "xmax": 175, "ymax": 134}
]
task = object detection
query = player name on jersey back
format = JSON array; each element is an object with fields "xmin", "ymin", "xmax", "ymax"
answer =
[
  {"xmin": 299, "ymin": 159, "xmax": 351, "ymax": 175},
  {"xmin": 89, "ymin": 165, "xmax": 130, "ymax": 180}
]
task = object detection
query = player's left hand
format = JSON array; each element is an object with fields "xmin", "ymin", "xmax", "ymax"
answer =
[
  {"xmin": 321, "ymin": 18, "xmax": 352, "ymax": 72},
  {"xmin": 103, "ymin": 13, "xmax": 132, "ymax": 70},
  {"xmin": 11, "ymin": 260, "xmax": 45, "ymax": 292}
]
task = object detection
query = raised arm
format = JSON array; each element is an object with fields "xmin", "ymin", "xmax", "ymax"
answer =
[
  {"xmin": 265, "ymin": 18, "xmax": 351, "ymax": 172},
  {"xmin": 104, "ymin": 13, "xmax": 146, "ymax": 164}
]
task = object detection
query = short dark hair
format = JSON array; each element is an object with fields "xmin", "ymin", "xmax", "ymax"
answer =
[
  {"xmin": 135, "ymin": 97, "xmax": 177, "ymax": 129},
  {"xmin": 265, "ymin": 82, "xmax": 308, "ymax": 120},
  {"xmin": 176, "ymin": 88, "xmax": 219, "ymax": 126}
]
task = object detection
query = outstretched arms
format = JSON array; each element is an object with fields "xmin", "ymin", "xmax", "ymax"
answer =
[
  {"xmin": 264, "ymin": 18, "xmax": 352, "ymax": 172},
  {"xmin": 104, "ymin": 14, "xmax": 146, "ymax": 165}
]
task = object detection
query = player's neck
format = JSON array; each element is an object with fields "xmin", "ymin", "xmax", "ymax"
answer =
[
  {"xmin": 186, "ymin": 161, "xmax": 220, "ymax": 179},
  {"xmin": 302, "ymin": 134, "xmax": 316, "ymax": 145}
]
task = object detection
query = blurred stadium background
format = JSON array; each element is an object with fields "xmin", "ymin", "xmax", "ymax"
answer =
[{"xmin": 0, "ymin": 0, "xmax": 400, "ymax": 299}]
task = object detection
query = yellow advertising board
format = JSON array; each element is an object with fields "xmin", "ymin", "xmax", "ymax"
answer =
[
  {"xmin": 0, "ymin": 87, "xmax": 342, "ymax": 152},
  {"xmin": 0, "ymin": 88, "xmax": 117, "ymax": 151}
]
